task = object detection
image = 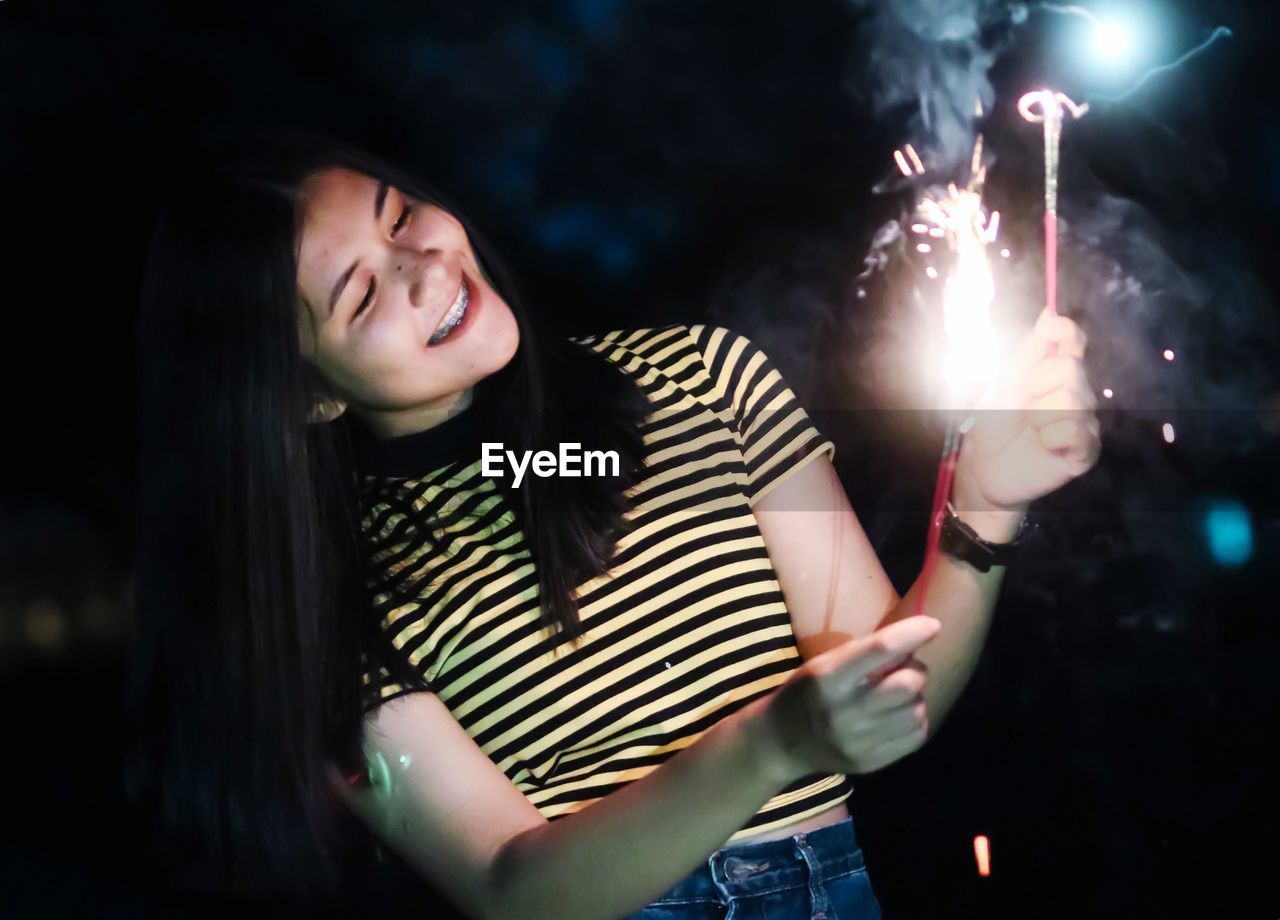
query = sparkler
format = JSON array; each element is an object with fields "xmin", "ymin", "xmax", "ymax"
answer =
[
  {"xmin": 893, "ymin": 136, "xmax": 1001, "ymax": 618},
  {"xmin": 1017, "ymin": 90, "xmax": 1088, "ymax": 319}
]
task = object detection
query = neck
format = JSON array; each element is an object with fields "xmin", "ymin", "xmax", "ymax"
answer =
[{"xmin": 353, "ymin": 386, "xmax": 475, "ymax": 440}]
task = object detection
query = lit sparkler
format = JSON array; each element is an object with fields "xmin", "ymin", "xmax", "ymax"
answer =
[{"xmin": 893, "ymin": 136, "xmax": 1002, "ymax": 617}]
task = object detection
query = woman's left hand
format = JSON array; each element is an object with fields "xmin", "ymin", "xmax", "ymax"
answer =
[{"xmin": 952, "ymin": 308, "xmax": 1102, "ymax": 518}]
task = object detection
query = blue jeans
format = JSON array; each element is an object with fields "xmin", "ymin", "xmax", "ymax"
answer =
[{"xmin": 623, "ymin": 817, "xmax": 882, "ymax": 919}]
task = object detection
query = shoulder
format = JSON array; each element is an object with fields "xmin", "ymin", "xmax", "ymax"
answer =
[{"xmin": 568, "ymin": 323, "xmax": 764, "ymax": 380}]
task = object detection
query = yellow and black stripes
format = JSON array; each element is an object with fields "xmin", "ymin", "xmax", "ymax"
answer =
[{"xmin": 359, "ymin": 323, "xmax": 848, "ymax": 842}]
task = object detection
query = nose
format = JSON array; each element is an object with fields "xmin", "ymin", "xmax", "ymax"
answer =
[
  {"xmin": 394, "ymin": 250, "xmax": 449, "ymax": 309},
  {"xmin": 390, "ymin": 204, "xmax": 467, "ymax": 308}
]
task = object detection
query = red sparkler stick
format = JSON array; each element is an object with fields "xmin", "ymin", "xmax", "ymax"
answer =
[
  {"xmin": 1045, "ymin": 210, "xmax": 1058, "ymax": 316},
  {"xmin": 914, "ymin": 435, "xmax": 960, "ymax": 617}
]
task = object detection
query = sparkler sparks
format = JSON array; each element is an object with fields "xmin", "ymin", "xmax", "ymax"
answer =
[
  {"xmin": 894, "ymin": 148, "xmax": 912, "ymax": 178},
  {"xmin": 893, "ymin": 143, "xmax": 927, "ymax": 178},
  {"xmin": 898, "ymin": 136, "xmax": 1002, "ymax": 618},
  {"xmin": 915, "ymin": 182, "xmax": 1000, "ymax": 398}
]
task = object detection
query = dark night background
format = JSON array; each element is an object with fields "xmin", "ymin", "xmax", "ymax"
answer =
[{"xmin": 1, "ymin": 0, "xmax": 1278, "ymax": 917}]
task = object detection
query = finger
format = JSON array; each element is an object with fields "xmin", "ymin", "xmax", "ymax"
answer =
[
  {"xmin": 848, "ymin": 717, "xmax": 930, "ymax": 774},
  {"xmin": 1037, "ymin": 417, "xmax": 1095, "ymax": 455},
  {"xmin": 1036, "ymin": 313, "xmax": 1087, "ymax": 356},
  {"xmin": 833, "ymin": 692, "xmax": 925, "ymax": 742},
  {"xmin": 1024, "ymin": 387, "xmax": 1098, "ymax": 418},
  {"xmin": 998, "ymin": 318, "xmax": 1054, "ymax": 403},
  {"xmin": 1040, "ymin": 418, "xmax": 1102, "ymax": 470},
  {"xmin": 1022, "ymin": 355, "xmax": 1091, "ymax": 403},
  {"xmin": 832, "ymin": 617, "xmax": 942, "ymax": 692},
  {"xmin": 862, "ymin": 667, "xmax": 927, "ymax": 711},
  {"xmin": 864, "ymin": 652, "xmax": 928, "ymax": 686}
]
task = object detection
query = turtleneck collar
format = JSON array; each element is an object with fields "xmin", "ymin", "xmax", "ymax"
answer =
[{"xmin": 349, "ymin": 381, "xmax": 500, "ymax": 479}]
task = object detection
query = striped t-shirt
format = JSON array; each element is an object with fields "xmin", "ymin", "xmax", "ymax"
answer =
[{"xmin": 356, "ymin": 323, "xmax": 852, "ymax": 842}]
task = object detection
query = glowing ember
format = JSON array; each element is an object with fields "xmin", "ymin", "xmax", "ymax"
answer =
[
  {"xmin": 904, "ymin": 143, "xmax": 925, "ymax": 174},
  {"xmin": 1163, "ymin": 422, "xmax": 1176, "ymax": 443},
  {"xmin": 894, "ymin": 149, "xmax": 912, "ymax": 177},
  {"xmin": 894, "ymin": 144, "xmax": 927, "ymax": 178},
  {"xmin": 974, "ymin": 835, "xmax": 991, "ymax": 877}
]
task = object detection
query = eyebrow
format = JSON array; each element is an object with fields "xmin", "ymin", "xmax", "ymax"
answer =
[{"xmin": 327, "ymin": 179, "xmax": 390, "ymax": 318}]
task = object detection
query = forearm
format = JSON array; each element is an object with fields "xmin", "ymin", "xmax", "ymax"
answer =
[
  {"xmin": 877, "ymin": 505, "xmax": 1024, "ymax": 727},
  {"xmin": 488, "ymin": 696, "xmax": 792, "ymax": 920}
]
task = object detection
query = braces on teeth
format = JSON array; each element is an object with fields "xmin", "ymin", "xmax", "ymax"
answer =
[{"xmin": 428, "ymin": 279, "xmax": 469, "ymax": 345}]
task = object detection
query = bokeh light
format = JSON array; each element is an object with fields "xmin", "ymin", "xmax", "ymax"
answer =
[{"xmin": 1204, "ymin": 499, "xmax": 1253, "ymax": 567}]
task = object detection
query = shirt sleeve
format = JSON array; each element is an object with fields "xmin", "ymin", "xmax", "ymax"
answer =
[
  {"xmin": 358, "ymin": 486, "xmax": 440, "ymax": 716},
  {"xmin": 691, "ymin": 325, "xmax": 836, "ymax": 507}
]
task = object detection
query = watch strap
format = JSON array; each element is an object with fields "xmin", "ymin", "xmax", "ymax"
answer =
[{"xmin": 938, "ymin": 504, "xmax": 1035, "ymax": 573}]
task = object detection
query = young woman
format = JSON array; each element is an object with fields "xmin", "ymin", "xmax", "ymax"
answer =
[{"xmin": 124, "ymin": 130, "xmax": 1100, "ymax": 919}]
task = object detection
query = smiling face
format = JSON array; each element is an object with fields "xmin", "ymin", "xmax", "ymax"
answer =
[{"xmin": 295, "ymin": 167, "xmax": 519, "ymax": 437}]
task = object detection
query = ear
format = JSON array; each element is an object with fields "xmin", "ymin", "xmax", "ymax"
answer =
[{"xmin": 307, "ymin": 395, "xmax": 348, "ymax": 424}]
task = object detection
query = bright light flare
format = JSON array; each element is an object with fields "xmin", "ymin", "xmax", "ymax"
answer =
[
  {"xmin": 1094, "ymin": 17, "xmax": 1134, "ymax": 61},
  {"xmin": 1163, "ymin": 348, "xmax": 1175, "ymax": 361},
  {"xmin": 1045, "ymin": 4, "xmax": 1143, "ymax": 68},
  {"xmin": 916, "ymin": 187, "xmax": 1000, "ymax": 402},
  {"xmin": 1162, "ymin": 422, "xmax": 1176, "ymax": 443}
]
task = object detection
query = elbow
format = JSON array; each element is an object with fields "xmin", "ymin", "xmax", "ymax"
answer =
[
  {"xmin": 481, "ymin": 827, "xmax": 549, "ymax": 920},
  {"xmin": 482, "ymin": 826, "xmax": 603, "ymax": 920}
]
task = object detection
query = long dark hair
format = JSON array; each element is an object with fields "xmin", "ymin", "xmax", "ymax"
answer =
[{"xmin": 122, "ymin": 129, "xmax": 650, "ymax": 898}]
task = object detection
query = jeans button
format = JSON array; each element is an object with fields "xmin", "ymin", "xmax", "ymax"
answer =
[
  {"xmin": 727, "ymin": 856, "xmax": 755, "ymax": 880},
  {"xmin": 724, "ymin": 856, "xmax": 770, "ymax": 880}
]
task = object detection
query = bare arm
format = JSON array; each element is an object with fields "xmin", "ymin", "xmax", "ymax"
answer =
[
  {"xmin": 336, "ymin": 619, "xmax": 937, "ymax": 920},
  {"xmin": 754, "ymin": 452, "xmax": 1019, "ymax": 728},
  {"xmin": 754, "ymin": 311, "xmax": 1098, "ymax": 729}
]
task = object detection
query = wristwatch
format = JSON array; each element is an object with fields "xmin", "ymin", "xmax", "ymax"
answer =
[{"xmin": 938, "ymin": 502, "xmax": 1035, "ymax": 573}]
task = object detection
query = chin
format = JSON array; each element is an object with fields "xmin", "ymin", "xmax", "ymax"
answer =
[{"xmin": 474, "ymin": 303, "xmax": 521, "ymax": 371}]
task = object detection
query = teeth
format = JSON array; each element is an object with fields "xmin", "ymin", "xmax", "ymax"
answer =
[{"xmin": 428, "ymin": 279, "xmax": 469, "ymax": 345}]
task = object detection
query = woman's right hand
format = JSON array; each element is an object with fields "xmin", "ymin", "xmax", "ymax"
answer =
[{"xmin": 751, "ymin": 616, "xmax": 942, "ymax": 781}]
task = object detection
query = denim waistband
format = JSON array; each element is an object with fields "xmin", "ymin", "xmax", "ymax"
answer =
[{"xmin": 647, "ymin": 817, "xmax": 865, "ymax": 905}]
